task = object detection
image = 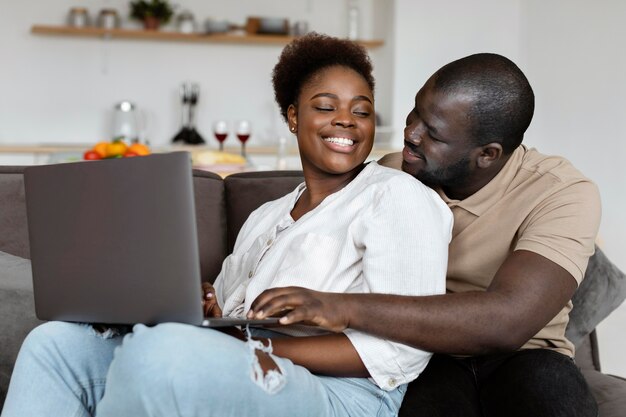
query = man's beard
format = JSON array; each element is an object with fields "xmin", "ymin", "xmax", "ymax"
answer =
[{"xmin": 416, "ymin": 155, "xmax": 472, "ymax": 191}]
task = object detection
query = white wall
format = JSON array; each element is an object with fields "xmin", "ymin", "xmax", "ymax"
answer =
[
  {"xmin": 521, "ymin": 0, "xmax": 626, "ymax": 377},
  {"xmin": 390, "ymin": 0, "xmax": 626, "ymax": 376},
  {"xmin": 390, "ymin": 0, "xmax": 523, "ymax": 140},
  {"xmin": 0, "ymin": 0, "xmax": 389, "ymax": 151},
  {"xmin": 521, "ymin": 0, "xmax": 626, "ymax": 270}
]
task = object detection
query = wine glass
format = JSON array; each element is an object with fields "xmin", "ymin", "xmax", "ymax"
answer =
[
  {"xmin": 212, "ymin": 120, "xmax": 229, "ymax": 151},
  {"xmin": 235, "ymin": 120, "xmax": 251, "ymax": 158}
]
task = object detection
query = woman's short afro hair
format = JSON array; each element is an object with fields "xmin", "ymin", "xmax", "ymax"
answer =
[{"xmin": 272, "ymin": 32, "xmax": 375, "ymax": 122}]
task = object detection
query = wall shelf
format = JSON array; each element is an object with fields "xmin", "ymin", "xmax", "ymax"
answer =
[
  {"xmin": 30, "ymin": 25, "xmax": 384, "ymax": 48},
  {"xmin": 0, "ymin": 143, "xmax": 395, "ymax": 159}
]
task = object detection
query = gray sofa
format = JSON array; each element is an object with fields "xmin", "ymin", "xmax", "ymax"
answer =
[{"xmin": 1, "ymin": 165, "xmax": 626, "ymax": 415}]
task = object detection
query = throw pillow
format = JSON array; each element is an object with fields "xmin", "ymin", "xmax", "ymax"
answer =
[{"xmin": 566, "ymin": 247, "xmax": 626, "ymax": 347}]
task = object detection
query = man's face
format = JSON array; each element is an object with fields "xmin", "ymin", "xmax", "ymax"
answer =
[{"xmin": 401, "ymin": 78, "xmax": 478, "ymax": 191}]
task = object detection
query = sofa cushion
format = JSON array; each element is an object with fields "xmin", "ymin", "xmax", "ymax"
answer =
[
  {"xmin": 567, "ymin": 247, "xmax": 626, "ymax": 347},
  {"xmin": 0, "ymin": 251, "xmax": 43, "ymax": 405},
  {"xmin": 581, "ymin": 369, "xmax": 626, "ymax": 417}
]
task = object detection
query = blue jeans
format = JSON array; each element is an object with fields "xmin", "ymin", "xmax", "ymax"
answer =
[
  {"xmin": 399, "ymin": 350, "xmax": 598, "ymax": 417},
  {"xmin": 2, "ymin": 321, "xmax": 405, "ymax": 417}
]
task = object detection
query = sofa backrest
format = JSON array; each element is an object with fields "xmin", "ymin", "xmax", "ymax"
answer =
[
  {"xmin": 224, "ymin": 171, "xmax": 304, "ymax": 254},
  {"xmin": 0, "ymin": 166, "xmax": 304, "ymax": 284},
  {"xmin": 192, "ymin": 169, "xmax": 304, "ymax": 282},
  {"xmin": 0, "ymin": 167, "xmax": 29, "ymax": 259},
  {"xmin": 190, "ymin": 170, "xmax": 228, "ymax": 283}
]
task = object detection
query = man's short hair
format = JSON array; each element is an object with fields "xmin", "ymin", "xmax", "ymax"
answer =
[{"xmin": 434, "ymin": 53, "xmax": 534, "ymax": 154}]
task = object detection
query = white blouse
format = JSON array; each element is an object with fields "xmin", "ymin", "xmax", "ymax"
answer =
[{"xmin": 214, "ymin": 161, "xmax": 452, "ymax": 390}]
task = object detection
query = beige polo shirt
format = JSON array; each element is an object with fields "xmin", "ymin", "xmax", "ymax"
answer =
[{"xmin": 380, "ymin": 145, "xmax": 601, "ymax": 356}]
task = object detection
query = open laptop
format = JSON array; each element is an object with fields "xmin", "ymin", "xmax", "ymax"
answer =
[{"xmin": 24, "ymin": 152, "xmax": 277, "ymax": 328}]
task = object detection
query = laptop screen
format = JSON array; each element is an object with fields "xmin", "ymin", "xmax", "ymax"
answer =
[{"xmin": 24, "ymin": 152, "xmax": 204, "ymax": 325}]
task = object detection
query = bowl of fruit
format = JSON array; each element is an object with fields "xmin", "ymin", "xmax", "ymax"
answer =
[{"xmin": 83, "ymin": 139, "xmax": 151, "ymax": 160}]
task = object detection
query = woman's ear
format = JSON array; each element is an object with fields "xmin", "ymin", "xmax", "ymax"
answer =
[
  {"xmin": 476, "ymin": 142, "xmax": 504, "ymax": 169},
  {"xmin": 287, "ymin": 104, "xmax": 298, "ymax": 133}
]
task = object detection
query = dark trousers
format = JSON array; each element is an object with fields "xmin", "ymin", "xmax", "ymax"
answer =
[{"xmin": 399, "ymin": 349, "xmax": 598, "ymax": 417}]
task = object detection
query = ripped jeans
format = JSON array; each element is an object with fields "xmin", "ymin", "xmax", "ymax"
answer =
[{"xmin": 1, "ymin": 321, "xmax": 405, "ymax": 417}]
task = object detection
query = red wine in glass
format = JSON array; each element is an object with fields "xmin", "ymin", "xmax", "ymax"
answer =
[
  {"xmin": 236, "ymin": 120, "xmax": 251, "ymax": 158},
  {"xmin": 215, "ymin": 133, "xmax": 228, "ymax": 150},
  {"xmin": 213, "ymin": 120, "xmax": 228, "ymax": 151}
]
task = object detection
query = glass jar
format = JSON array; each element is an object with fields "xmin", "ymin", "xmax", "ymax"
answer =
[
  {"xmin": 67, "ymin": 8, "xmax": 90, "ymax": 28},
  {"xmin": 97, "ymin": 9, "xmax": 120, "ymax": 30},
  {"xmin": 112, "ymin": 101, "xmax": 139, "ymax": 144},
  {"xmin": 176, "ymin": 11, "xmax": 196, "ymax": 34}
]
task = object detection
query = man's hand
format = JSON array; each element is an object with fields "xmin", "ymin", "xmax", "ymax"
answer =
[
  {"xmin": 247, "ymin": 286, "xmax": 350, "ymax": 333},
  {"xmin": 201, "ymin": 282, "xmax": 223, "ymax": 318}
]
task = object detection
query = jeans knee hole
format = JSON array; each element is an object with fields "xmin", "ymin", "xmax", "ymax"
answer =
[{"xmin": 246, "ymin": 338, "xmax": 286, "ymax": 394}]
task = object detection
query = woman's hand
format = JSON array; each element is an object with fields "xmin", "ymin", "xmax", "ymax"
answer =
[
  {"xmin": 247, "ymin": 286, "xmax": 350, "ymax": 332},
  {"xmin": 202, "ymin": 282, "xmax": 248, "ymax": 341},
  {"xmin": 201, "ymin": 282, "xmax": 223, "ymax": 318}
]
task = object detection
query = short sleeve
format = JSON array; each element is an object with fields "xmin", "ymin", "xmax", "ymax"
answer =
[{"xmin": 515, "ymin": 179, "xmax": 601, "ymax": 284}]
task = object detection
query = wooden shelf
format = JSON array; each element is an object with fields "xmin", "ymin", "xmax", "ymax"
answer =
[
  {"xmin": 30, "ymin": 25, "xmax": 384, "ymax": 48},
  {"xmin": 0, "ymin": 143, "xmax": 395, "ymax": 158}
]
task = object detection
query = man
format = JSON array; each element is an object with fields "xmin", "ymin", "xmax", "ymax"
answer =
[{"xmin": 250, "ymin": 53, "xmax": 601, "ymax": 417}]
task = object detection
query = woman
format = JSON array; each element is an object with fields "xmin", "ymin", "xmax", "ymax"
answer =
[{"xmin": 2, "ymin": 34, "xmax": 451, "ymax": 417}]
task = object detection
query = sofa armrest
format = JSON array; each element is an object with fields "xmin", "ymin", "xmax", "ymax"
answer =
[
  {"xmin": 0, "ymin": 252, "xmax": 43, "ymax": 406},
  {"xmin": 575, "ymin": 330, "xmax": 601, "ymax": 372}
]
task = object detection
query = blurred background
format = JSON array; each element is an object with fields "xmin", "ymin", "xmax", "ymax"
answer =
[{"xmin": 0, "ymin": 0, "xmax": 624, "ymax": 375}]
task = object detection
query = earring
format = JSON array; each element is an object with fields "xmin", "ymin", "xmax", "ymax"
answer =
[{"xmin": 290, "ymin": 126, "xmax": 296, "ymax": 132}]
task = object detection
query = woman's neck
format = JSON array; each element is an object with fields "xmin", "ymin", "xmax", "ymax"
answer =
[{"xmin": 291, "ymin": 164, "xmax": 366, "ymax": 221}]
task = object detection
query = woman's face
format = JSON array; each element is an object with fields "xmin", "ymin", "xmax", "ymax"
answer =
[{"xmin": 288, "ymin": 65, "xmax": 375, "ymax": 177}]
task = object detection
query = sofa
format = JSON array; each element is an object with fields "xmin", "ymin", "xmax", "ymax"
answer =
[{"xmin": 1, "ymin": 165, "xmax": 626, "ymax": 415}]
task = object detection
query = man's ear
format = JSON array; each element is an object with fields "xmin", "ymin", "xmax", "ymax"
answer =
[
  {"xmin": 287, "ymin": 104, "xmax": 298, "ymax": 132},
  {"xmin": 476, "ymin": 142, "xmax": 503, "ymax": 169}
]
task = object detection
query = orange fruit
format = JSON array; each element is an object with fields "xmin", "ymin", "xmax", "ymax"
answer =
[
  {"xmin": 105, "ymin": 141, "xmax": 128, "ymax": 157},
  {"xmin": 128, "ymin": 143, "xmax": 150, "ymax": 156},
  {"xmin": 93, "ymin": 141, "xmax": 109, "ymax": 158}
]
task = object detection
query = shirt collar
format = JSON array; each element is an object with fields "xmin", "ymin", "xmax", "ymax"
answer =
[
  {"xmin": 436, "ymin": 145, "xmax": 526, "ymax": 216},
  {"xmin": 282, "ymin": 163, "xmax": 376, "ymax": 225}
]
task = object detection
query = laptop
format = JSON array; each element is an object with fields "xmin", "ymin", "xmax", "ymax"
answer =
[{"xmin": 24, "ymin": 152, "xmax": 277, "ymax": 328}]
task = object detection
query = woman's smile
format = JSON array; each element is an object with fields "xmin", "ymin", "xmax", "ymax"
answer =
[
  {"xmin": 323, "ymin": 136, "xmax": 354, "ymax": 146},
  {"xmin": 321, "ymin": 135, "xmax": 358, "ymax": 153}
]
